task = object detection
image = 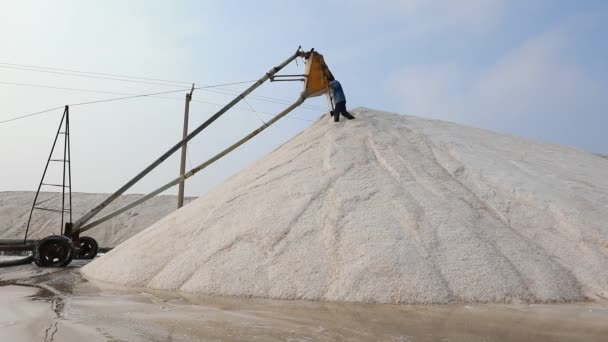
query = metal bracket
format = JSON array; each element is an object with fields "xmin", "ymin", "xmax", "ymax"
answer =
[
  {"xmin": 270, "ymin": 74, "xmax": 307, "ymax": 82},
  {"xmin": 270, "ymin": 79, "xmax": 305, "ymax": 82}
]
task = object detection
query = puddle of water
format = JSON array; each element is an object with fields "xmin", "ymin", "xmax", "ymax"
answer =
[
  {"xmin": 1, "ymin": 263, "xmax": 608, "ymax": 341},
  {"xmin": 68, "ymin": 279, "xmax": 608, "ymax": 342}
]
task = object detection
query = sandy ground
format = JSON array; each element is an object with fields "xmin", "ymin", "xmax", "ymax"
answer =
[
  {"xmin": 84, "ymin": 108, "xmax": 608, "ymax": 304},
  {"xmin": 0, "ymin": 191, "xmax": 194, "ymax": 246},
  {"xmin": 2, "ymin": 258, "xmax": 608, "ymax": 341}
]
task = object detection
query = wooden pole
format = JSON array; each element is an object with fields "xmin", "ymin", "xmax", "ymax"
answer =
[{"xmin": 178, "ymin": 84, "xmax": 194, "ymax": 208}]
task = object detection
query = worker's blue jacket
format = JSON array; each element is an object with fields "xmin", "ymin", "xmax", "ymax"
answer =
[{"xmin": 329, "ymin": 80, "xmax": 346, "ymax": 104}]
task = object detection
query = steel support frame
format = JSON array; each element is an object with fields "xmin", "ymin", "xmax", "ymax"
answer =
[{"xmin": 23, "ymin": 106, "xmax": 72, "ymax": 242}]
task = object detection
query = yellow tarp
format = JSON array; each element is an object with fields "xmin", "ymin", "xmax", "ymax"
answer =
[{"xmin": 304, "ymin": 51, "xmax": 334, "ymax": 97}]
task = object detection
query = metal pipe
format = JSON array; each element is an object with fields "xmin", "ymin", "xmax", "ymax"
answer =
[
  {"xmin": 79, "ymin": 92, "xmax": 308, "ymax": 233},
  {"xmin": 0, "ymin": 255, "xmax": 34, "ymax": 267},
  {"xmin": 73, "ymin": 48, "xmax": 305, "ymax": 232},
  {"xmin": 0, "ymin": 239, "xmax": 37, "ymax": 245}
]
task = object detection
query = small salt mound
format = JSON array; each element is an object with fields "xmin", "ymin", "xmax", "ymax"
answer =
[
  {"xmin": 82, "ymin": 109, "xmax": 608, "ymax": 304},
  {"xmin": 0, "ymin": 192, "xmax": 194, "ymax": 246}
]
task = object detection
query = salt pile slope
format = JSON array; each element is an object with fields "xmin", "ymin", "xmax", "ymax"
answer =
[
  {"xmin": 0, "ymin": 192, "xmax": 194, "ymax": 246},
  {"xmin": 82, "ymin": 109, "xmax": 608, "ymax": 304}
]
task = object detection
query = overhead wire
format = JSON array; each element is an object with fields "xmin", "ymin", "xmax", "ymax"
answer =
[
  {"xmin": 0, "ymin": 80, "xmax": 317, "ymax": 126},
  {"xmin": 0, "ymin": 82, "xmax": 248, "ymax": 125},
  {"xmin": 68, "ymin": 87, "xmax": 200, "ymax": 107},
  {"xmin": 0, "ymin": 80, "xmax": 326, "ymax": 112},
  {"xmin": 0, "ymin": 57, "xmax": 328, "ymax": 126},
  {"xmin": 187, "ymin": 148, "xmax": 193, "ymax": 170},
  {"xmin": 0, "ymin": 81, "xmax": 182, "ymax": 98},
  {"xmin": 202, "ymin": 87, "xmax": 326, "ymax": 111},
  {"xmin": 187, "ymin": 98, "xmax": 316, "ymax": 122},
  {"xmin": 0, "ymin": 80, "xmax": 266, "ymax": 109},
  {"xmin": 0, "ymin": 64, "xmax": 190, "ymax": 88},
  {"xmin": 0, "ymin": 61, "xmax": 328, "ymax": 111},
  {"xmin": 0, "ymin": 106, "xmax": 65, "ymax": 125},
  {"xmin": 242, "ymin": 98, "xmax": 267, "ymax": 126},
  {"xmin": 0, "ymin": 62, "xmax": 192, "ymax": 85}
]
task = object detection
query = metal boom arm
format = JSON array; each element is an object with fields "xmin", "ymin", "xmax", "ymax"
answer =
[
  {"xmin": 78, "ymin": 92, "xmax": 308, "ymax": 233},
  {"xmin": 73, "ymin": 48, "xmax": 305, "ymax": 231}
]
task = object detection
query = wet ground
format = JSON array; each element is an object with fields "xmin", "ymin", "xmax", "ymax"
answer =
[{"xmin": 0, "ymin": 259, "xmax": 607, "ymax": 341}]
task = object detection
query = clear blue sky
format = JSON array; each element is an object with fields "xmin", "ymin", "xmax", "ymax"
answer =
[{"xmin": 1, "ymin": 0, "xmax": 606, "ymax": 196}]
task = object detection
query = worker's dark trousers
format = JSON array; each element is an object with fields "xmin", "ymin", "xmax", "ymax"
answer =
[{"xmin": 332, "ymin": 101, "xmax": 355, "ymax": 122}]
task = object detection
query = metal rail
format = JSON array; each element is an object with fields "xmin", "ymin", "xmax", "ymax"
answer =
[
  {"xmin": 79, "ymin": 92, "xmax": 308, "ymax": 233},
  {"xmin": 73, "ymin": 47, "xmax": 306, "ymax": 232}
]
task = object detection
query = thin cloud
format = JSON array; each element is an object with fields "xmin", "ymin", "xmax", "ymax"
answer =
[
  {"xmin": 388, "ymin": 27, "xmax": 607, "ymax": 152},
  {"xmin": 347, "ymin": 0, "xmax": 507, "ymax": 36}
]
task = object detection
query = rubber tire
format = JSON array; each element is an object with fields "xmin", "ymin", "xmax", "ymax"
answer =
[
  {"xmin": 76, "ymin": 237, "xmax": 99, "ymax": 260},
  {"xmin": 34, "ymin": 235, "xmax": 74, "ymax": 267}
]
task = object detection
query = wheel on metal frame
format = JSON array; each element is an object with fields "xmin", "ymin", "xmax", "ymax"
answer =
[
  {"xmin": 76, "ymin": 237, "xmax": 98, "ymax": 260},
  {"xmin": 34, "ymin": 235, "xmax": 74, "ymax": 267}
]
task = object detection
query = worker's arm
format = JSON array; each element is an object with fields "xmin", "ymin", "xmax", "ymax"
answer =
[
  {"xmin": 326, "ymin": 81, "xmax": 336, "ymax": 114},
  {"xmin": 327, "ymin": 80, "xmax": 336, "ymax": 97}
]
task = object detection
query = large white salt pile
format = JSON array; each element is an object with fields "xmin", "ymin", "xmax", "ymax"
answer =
[{"xmin": 82, "ymin": 109, "xmax": 608, "ymax": 304}]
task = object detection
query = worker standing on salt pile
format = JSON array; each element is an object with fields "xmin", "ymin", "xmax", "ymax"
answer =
[{"xmin": 328, "ymin": 76, "xmax": 355, "ymax": 122}]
